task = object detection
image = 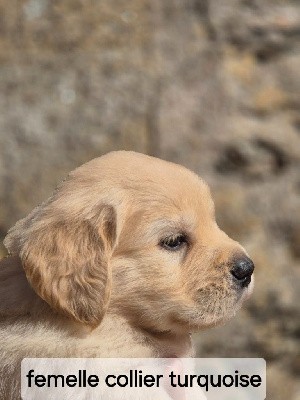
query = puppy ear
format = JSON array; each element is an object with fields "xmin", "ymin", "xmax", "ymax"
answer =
[{"xmin": 4, "ymin": 204, "xmax": 116, "ymax": 327}]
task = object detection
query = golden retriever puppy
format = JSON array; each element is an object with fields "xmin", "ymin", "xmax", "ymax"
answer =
[{"xmin": 0, "ymin": 151, "xmax": 254, "ymax": 398}]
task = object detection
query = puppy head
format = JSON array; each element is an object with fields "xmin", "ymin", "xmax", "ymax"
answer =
[
  {"xmin": 4, "ymin": 151, "xmax": 254, "ymax": 331},
  {"xmin": 109, "ymin": 153, "xmax": 254, "ymax": 333}
]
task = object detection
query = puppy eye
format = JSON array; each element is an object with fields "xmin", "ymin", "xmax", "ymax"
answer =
[{"xmin": 159, "ymin": 233, "xmax": 188, "ymax": 251}]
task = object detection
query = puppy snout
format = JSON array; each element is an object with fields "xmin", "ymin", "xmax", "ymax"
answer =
[{"xmin": 230, "ymin": 256, "xmax": 254, "ymax": 288}]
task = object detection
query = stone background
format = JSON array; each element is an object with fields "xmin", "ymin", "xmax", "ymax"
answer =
[{"xmin": 0, "ymin": 1, "xmax": 299, "ymax": 398}]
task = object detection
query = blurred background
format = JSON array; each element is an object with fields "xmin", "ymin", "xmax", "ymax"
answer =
[{"xmin": 0, "ymin": 1, "xmax": 299, "ymax": 398}]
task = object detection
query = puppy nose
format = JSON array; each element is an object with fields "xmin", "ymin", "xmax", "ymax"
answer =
[{"xmin": 231, "ymin": 257, "xmax": 254, "ymax": 287}]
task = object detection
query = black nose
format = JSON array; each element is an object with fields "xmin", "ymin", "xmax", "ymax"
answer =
[{"xmin": 231, "ymin": 257, "xmax": 254, "ymax": 287}]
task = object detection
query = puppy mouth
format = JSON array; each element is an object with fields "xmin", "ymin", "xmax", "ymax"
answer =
[
  {"xmin": 229, "ymin": 273, "xmax": 254, "ymax": 311},
  {"xmin": 238, "ymin": 275, "xmax": 251, "ymax": 287},
  {"xmin": 242, "ymin": 274, "xmax": 255, "ymax": 299},
  {"xmin": 232, "ymin": 269, "xmax": 254, "ymax": 296},
  {"xmin": 196, "ymin": 271, "xmax": 254, "ymax": 325}
]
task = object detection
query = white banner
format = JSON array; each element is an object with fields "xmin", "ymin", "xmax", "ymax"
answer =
[{"xmin": 21, "ymin": 357, "xmax": 266, "ymax": 400}]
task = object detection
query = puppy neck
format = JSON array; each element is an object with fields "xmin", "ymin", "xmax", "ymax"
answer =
[{"xmin": 140, "ymin": 327, "xmax": 194, "ymax": 358}]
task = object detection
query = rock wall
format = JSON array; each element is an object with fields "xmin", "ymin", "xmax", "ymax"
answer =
[{"xmin": 0, "ymin": 1, "xmax": 299, "ymax": 398}]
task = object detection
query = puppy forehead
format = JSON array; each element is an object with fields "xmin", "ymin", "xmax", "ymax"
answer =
[
  {"xmin": 110, "ymin": 154, "xmax": 214, "ymax": 214},
  {"xmin": 78, "ymin": 150, "xmax": 210, "ymax": 192},
  {"xmin": 135, "ymin": 177, "xmax": 212, "ymax": 214},
  {"xmin": 75, "ymin": 151, "xmax": 214, "ymax": 218},
  {"xmin": 112, "ymin": 155, "xmax": 215, "ymax": 229}
]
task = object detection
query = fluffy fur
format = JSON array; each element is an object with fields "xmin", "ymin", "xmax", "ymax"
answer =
[{"xmin": 0, "ymin": 151, "xmax": 254, "ymax": 398}]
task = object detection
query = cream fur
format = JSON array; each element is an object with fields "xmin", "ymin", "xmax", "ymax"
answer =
[{"xmin": 0, "ymin": 151, "xmax": 253, "ymax": 399}]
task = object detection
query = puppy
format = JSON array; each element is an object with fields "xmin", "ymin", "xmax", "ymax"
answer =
[{"xmin": 0, "ymin": 151, "xmax": 254, "ymax": 398}]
